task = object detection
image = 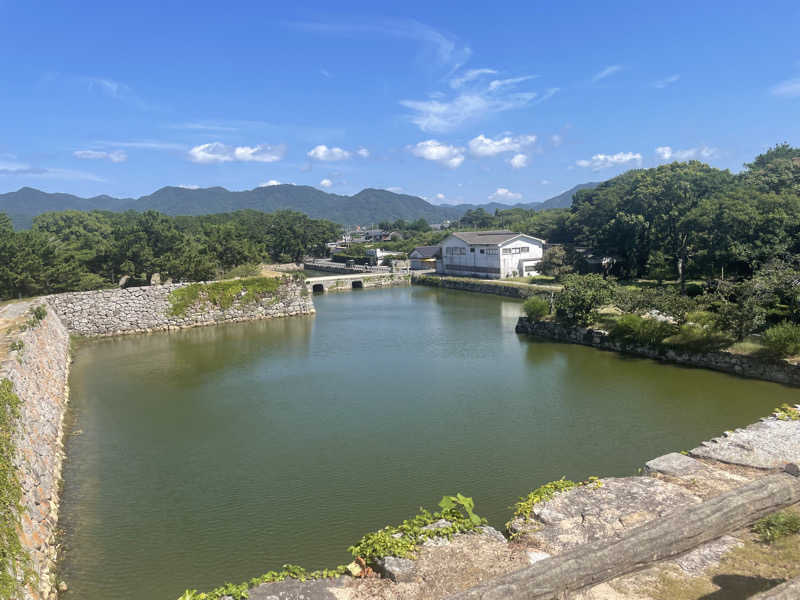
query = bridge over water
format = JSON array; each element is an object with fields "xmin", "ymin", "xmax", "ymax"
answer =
[{"xmin": 305, "ymin": 271, "xmax": 411, "ymax": 293}]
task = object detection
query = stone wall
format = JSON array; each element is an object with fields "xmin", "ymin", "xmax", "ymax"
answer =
[
  {"xmin": 516, "ymin": 317, "xmax": 800, "ymax": 386},
  {"xmin": 412, "ymin": 274, "xmax": 541, "ymax": 299},
  {"xmin": 1, "ymin": 304, "xmax": 70, "ymax": 600},
  {"xmin": 46, "ymin": 278, "xmax": 314, "ymax": 337}
]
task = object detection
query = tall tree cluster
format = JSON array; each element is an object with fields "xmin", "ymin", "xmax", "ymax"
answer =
[{"xmin": 0, "ymin": 209, "xmax": 340, "ymax": 299}]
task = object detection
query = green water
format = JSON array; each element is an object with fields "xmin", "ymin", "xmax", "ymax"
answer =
[{"xmin": 59, "ymin": 287, "xmax": 797, "ymax": 599}]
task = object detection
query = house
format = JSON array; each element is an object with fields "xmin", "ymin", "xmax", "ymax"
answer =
[
  {"xmin": 408, "ymin": 246, "xmax": 441, "ymax": 270},
  {"xmin": 436, "ymin": 231, "xmax": 545, "ymax": 279}
]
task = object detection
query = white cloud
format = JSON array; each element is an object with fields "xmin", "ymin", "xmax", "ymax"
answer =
[
  {"xmin": 260, "ymin": 180, "xmax": 281, "ymax": 187},
  {"xmin": 307, "ymin": 145, "xmax": 351, "ymax": 161},
  {"xmin": 319, "ymin": 178, "xmax": 333, "ymax": 188},
  {"xmin": 654, "ymin": 74, "xmax": 680, "ymax": 89},
  {"xmin": 178, "ymin": 184, "xmax": 200, "ymax": 189},
  {"xmin": 0, "ymin": 157, "xmax": 105, "ymax": 181},
  {"xmin": 409, "ymin": 140, "xmax": 465, "ymax": 168},
  {"xmin": 576, "ymin": 152, "xmax": 642, "ymax": 170},
  {"xmin": 402, "ymin": 90, "xmax": 538, "ymax": 133},
  {"xmin": 450, "ymin": 68, "xmax": 498, "ymax": 88},
  {"xmin": 509, "ymin": 153, "xmax": 528, "ymax": 169},
  {"xmin": 435, "ymin": 193, "xmax": 446, "ymax": 201},
  {"xmin": 487, "ymin": 75, "xmax": 537, "ymax": 91},
  {"xmin": 188, "ymin": 142, "xmax": 235, "ymax": 163},
  {"xmin": 356, "ymin": 147, "xmax": 370, "ymax": 158},
  {"xmin": 489, "ymin": 187, "xmax": 522, "ymax": 202},
  {"xmin": 386, "ymin": 186, "xmax": 404, "ymax": 193},
  {"xmin": 97, "ymin": 140, "xmax": 187, "ymax": 151},
  {"xmin": 551, "ymin": 134, "xmax": 563, "ymax": 147},
  {"xmin": 188, "ymin": 142, "xmax": 285, "ymax": 164},
  {"xmin": 468, "ymin": 133, "xmax": 536, "ymax": 156},
  {"xmin": 771, "ymin": 78, "xmax": 800, "ymax": 97},
  {"xmin": 290, "ymin": 19, "xmax": 471, "ymax": 71},
  {"xmin": 83, "ymin": 76, "xmax": 151, "ymax": 110},
  {"xmin": 592, "ymin": 65, "xmax": 622, "ymax": 83},
  {"xmin": 233, "ymin": 144, "xmax": 285, "ymax": 162},
  {"xmin": 655, "ymin": 145, "xmax": 717, "ymax": 161},
  {"xmin": 402, "ymin": 69, "xmax": 546, "ymax": 134},
  {"xmin": 73, "ymin": 149, "xmax": 127, "ymax": 163},
  {"xmin": 541, "ymin": 179, "xmax": 551, "ymax": 185}
]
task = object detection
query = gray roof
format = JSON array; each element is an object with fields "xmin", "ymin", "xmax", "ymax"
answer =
[
  {"xmin": 452, "ymin": 230, "xmax": 542, "ymax": 245},
  {"xmin": 410, "ymin": 245, "xmax": 441, "ymax": 258}
]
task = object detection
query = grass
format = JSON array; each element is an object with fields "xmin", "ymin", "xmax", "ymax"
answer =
[
  {"xmin": 168, "ymin": 277, "xmax": 281, "ymax": 317},
  {"xmin": 650, "ymin": 514, "xmax": 800, "ymax": 600}
]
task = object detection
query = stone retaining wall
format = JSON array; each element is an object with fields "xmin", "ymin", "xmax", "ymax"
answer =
[
  {"xmin": 516, "ymin": 317, "xmax": 800, "ymax": 386},
  {"xmin": 46, "ymin": 278, "xmax": 314, "ymax": 337},
  {"xmin": 2, "ymin": 304, "xmax": 70, "ymax": 600},
  {"xmin": 412, "ymin": 274, "xmax": 542, "ymax": 299}
]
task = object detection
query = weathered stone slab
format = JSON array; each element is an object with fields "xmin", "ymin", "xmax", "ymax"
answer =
[
  {"xmin": 690, "ymin": 417, "xmax": 800, "ymax": 469},
  {"xmin": 376, "ymin": 556, "xmax": 416, "ymax": 582},
  {"xmin": 672, "ymin": 535, "xmax": 743, "ymax": 575},
  {"xmin": 245, "ymin": 577, "xmax": 347, "ymax": 600},
  {"xmin": 645, "ymin": 452, "xmax": 706, "ymax": 477},
  {"xmin": 508, "ymin": 477, "xmax": 700, "ymax": 554},
  {"xmin": 645, "ymin": 452, "xmax": 752, "ymax": 497}
]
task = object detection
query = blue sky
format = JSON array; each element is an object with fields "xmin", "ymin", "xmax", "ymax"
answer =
[{"xmin": 1, "ymin": 1, "xmax": 799, "ymax": 204}]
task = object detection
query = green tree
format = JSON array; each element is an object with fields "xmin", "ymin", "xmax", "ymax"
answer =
[{"xmin": 554, "ymin": 274, "xmax": 616, "ymax": 326}]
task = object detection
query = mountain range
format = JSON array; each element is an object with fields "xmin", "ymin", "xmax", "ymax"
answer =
[{"xmin": 0, "ymin": 182, "xmax": 599, "ymax": 229}]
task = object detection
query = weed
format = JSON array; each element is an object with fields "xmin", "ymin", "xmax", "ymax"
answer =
[{"xmin": 753, "ymin": 511, "xmax": 800, "ymax": 543}]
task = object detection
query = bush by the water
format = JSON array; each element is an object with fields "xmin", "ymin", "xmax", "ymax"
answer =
[
  {"xmin": 662, "ymin": 311, "xmax": 734, "ymax": 352},
  {"xmin": 554, "ymin": 274, "xmax": 615, "ymax": 326},
  {"xmin": 762, "ymin": 321, "xmax": 800, "ymax": 357},
  {"xmin": 523, "ymin": 296, "xmax": 550, "ymax": 321},
  {"xmin": 609, "ymin": 314, "xmax": 676, "ymax": 346}
]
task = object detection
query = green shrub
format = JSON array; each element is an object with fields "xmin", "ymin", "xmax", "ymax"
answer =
[
  {"xmin": 523, "ymin": 296, "xmax": 550, "ymax": 321},
  {"xmin": 662, "ymin": 311, "xmax": 734, "ymax": 352},
  {"xmin": 168, "ymin": 277, "xmax": 281, "ymax": 317},
  {"xmin": 554, "ymin": 274, "xmax": 616, "ymax": 326},
  {"xmin": 220, "ymin": 264, "xmax": 261, "ymax": 279},
  {"xmin": 762, "ymin": 321, "xmax": 800, "ymax": 357},
  {"xmin": 609, "ymin": 314, "xmax": 676, "ymax": 346},
  {"xmin": 752, "ymin": 511, "xmax": 800, "ymax": 543}
]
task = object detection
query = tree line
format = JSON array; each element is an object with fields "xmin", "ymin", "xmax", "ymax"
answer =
[
  {"xmin": 0, "ymin": 209, "xmax": 341, "ymax": 299},
  {"xmin": 461, "ymin": 144, "xmax": 800, "ymax": 291}
]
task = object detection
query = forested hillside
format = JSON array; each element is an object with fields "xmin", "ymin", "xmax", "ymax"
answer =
[{"xmin": 0, "ymin": 183, "xmax": 598, "ymax": 229}]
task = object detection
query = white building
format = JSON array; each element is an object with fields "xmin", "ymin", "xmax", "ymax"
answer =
[{"xmin": 436, "ymin": 231, "xmax": 545, "ymax": 279}]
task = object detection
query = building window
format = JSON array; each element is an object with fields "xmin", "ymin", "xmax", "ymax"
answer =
[
  {"xmin": 487, "ymin": 248, "xmax": 498, "ymax": 255},
  {"xmin": 520, "ymin": 247, "xmax": 529, "ymax": 253},
  {"xmin": 480, "ymin": 249, "xmax": 485, "ymax": 254},
  {"xmin": 511, "ymin": 248, "xmax": 521, "ymax": 254},
  {"xmin": 470, "ymin": 247, "xmax": 475, "ymax": 253},
  {"xmin": 502, "ymin": 248, "xmax": 511, "ymax": 255}
]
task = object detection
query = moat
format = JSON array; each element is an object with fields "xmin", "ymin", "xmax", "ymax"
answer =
[{"xmin": 59, "ymin": 286, "xmax": 796, "ymax": 600}]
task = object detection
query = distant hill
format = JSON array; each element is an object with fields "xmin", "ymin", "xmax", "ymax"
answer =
[{"xmin": 1, "ymin": 182, "xmax": 600, "ymax": 228}]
